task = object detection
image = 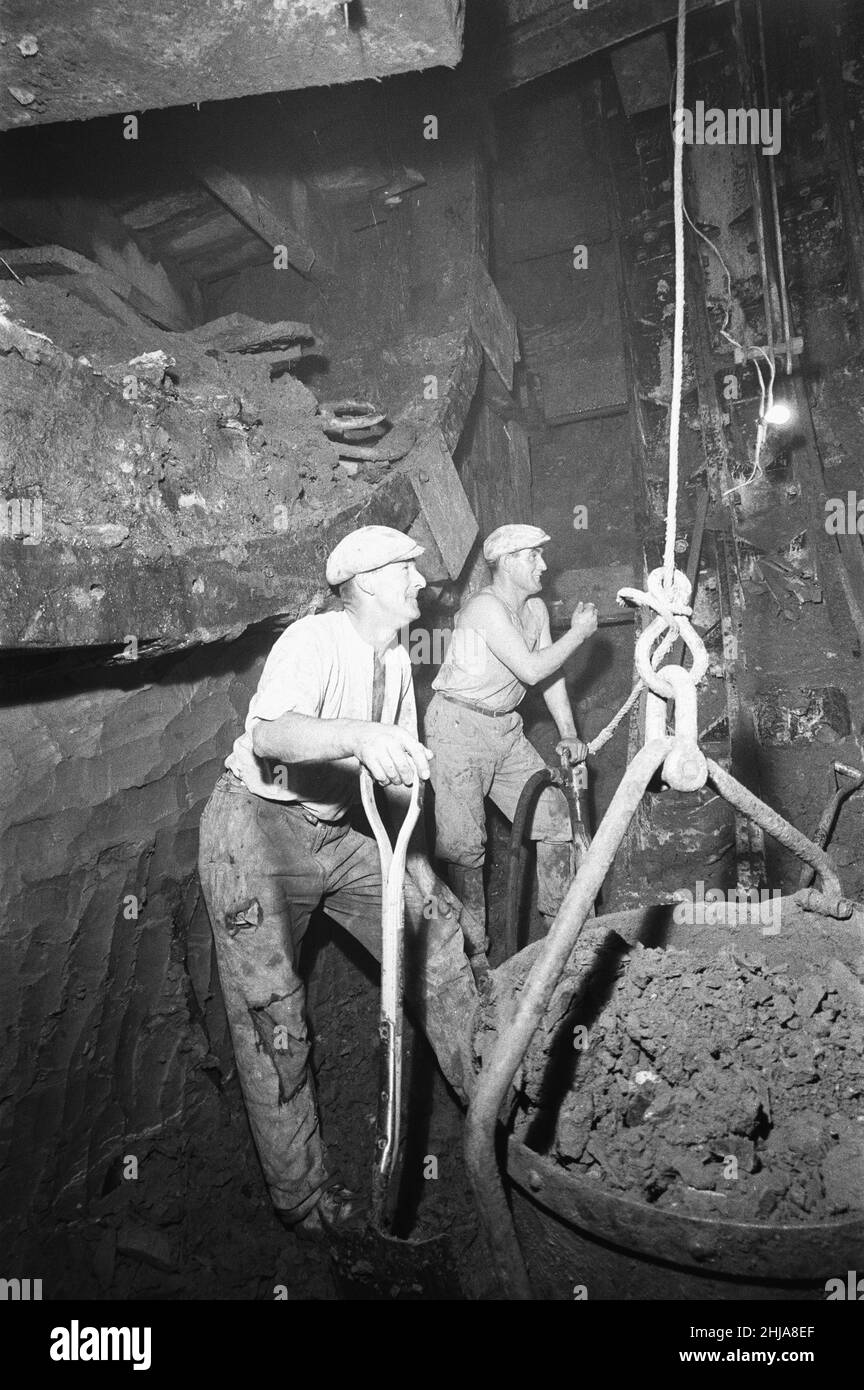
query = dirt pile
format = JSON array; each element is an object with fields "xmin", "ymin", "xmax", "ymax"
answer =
[
  {"xmin": 0, "ymin": 280, "xmax": 385, "ymax": 558},
  {"xmin": 552, "ymin": 943, "xmax": 864, "ymax": 1222}
]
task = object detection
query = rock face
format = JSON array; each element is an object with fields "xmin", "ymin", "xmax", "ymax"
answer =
[{"xmin": 0, "ymin": 635, "xmax": 265, "ymax": 1235}]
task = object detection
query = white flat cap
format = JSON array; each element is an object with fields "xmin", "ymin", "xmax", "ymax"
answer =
[
  {"xmin": 326, "ymin": 525, "xmax": 424, "ymax": 586},
  {"xmin": 483, "ymin": 524, "xmax": 551, "ymax": 564}
]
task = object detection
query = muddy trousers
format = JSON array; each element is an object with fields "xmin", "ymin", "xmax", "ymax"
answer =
[
  {"xmin": 426, "ymin": 695, "xmax": 573, "ymax": 921},
  {"xmin": 198, "ymin": 771, "xmax": 479, "ymax": 1222}
]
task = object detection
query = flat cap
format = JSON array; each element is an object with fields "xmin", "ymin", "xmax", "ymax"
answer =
[
  {"xmin": 483, "ymin": 524, "xmax": 551, "ymax": 565},
  {"xmin": 326, "ymin": 525, "xmax": 424, "ymax": 586}
]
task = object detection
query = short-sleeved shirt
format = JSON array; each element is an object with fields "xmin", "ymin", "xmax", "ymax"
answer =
[
  {"xmin": 226, "ymin": 610, "xmax": 417, "ymax": 821},
  {"xmin": 432, "ymin": 589, "xmax": 546, "ymax": 715}
]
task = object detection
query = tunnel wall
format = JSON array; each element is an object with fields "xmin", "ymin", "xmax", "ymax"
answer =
[{"xmin": 0, "ymin": 639, "xmax": 261, "ymax": 1238}]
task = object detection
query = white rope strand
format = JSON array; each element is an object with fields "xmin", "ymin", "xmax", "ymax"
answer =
[{"xmin": 665, "ymin": 0, "xmax": 688, "ymax": 594}]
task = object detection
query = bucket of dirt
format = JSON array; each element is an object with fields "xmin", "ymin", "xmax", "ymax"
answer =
[{"xmin": 497, "ymin": 897, "xmax": 864, "ymax": 1300}]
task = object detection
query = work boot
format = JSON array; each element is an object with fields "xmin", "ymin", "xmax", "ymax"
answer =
[
  {"xmin": 444, "ymin": 863, "xmax": 489, "ymax": 956},
  {"xmin": 278, "ymin": 1181, "xmax": 370, "ymax": 1243}
]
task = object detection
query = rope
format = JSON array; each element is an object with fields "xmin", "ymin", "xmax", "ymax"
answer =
[
  {"xmin": 586, "ymin": 628, "xmax": 678, "ymax": 757},
  {"xmin": 664, "ymin": 0, "xmax": 688, "ymax": 594},
  {"xmin": 584, "ymin": 0, "xmax": 693, "ymax": 765},
  {"xmin": 587, "ymin": 682, "xmax": 644, "ymax": 756}
]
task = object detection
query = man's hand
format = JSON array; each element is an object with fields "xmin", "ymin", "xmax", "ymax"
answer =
[
  {"xmin": 556, "ymin": 735, "xmax": 589, "ymax": 765},
  {"xmin": 355, "ymin": 723, "xmax": 432, "ymax": 787},
  {"xmin": 570, "ymin": 601, "xmax": 598, "ymax": 641}
]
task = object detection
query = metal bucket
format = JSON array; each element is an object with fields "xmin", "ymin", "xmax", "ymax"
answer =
[{"xmin": 500, "ymin": 903, "xmax": 864, "ymax": 1300}]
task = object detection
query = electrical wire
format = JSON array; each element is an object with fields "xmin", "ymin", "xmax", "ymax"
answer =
[{"xmin": 667, "ymin": 60, "xmax": 774, "ymax": 498}]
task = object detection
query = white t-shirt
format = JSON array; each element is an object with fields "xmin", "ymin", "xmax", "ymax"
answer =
[{"xmin": 226, "ymin": 609, "xmax": 417, "ymax": 821}]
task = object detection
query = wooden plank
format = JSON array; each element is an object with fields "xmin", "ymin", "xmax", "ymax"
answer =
[
  {"xmin": 0, "ymin": 195, "xmax": 194, "ymax": 329},
  {"xmin": 438, "ymin": 329, "xmax": 484, "ymax": 455},
  {"xmin": 492, "ymin": 0, "xmax": 734, "ymax": 92},
  {"xmin": 0, "ymin": 0, "xmax": 465, "ymax": 132},
  {"xmin": 808, "ymin": 0, "xmax": 864, "ymax": 321},
  {"xmin": 505, "ymin": 418, "xmax": 533, "ymax": 519},
  {"xmin": 191, "ymin": 163, "xmax": 320, "ymax": 278},
  {"xmin": 183, "ymin": 312, "xmax": 316, "ymax": 354},
  {"xmin": 405, "ymin": 428, "xmax": 478, "ymax": 580},
  {"xmin": 469, "ymin": 259, "xmax": 519, "ymax": 392},
  {"xmin": 0, "ymin": 244, "xmax": 116, "ymax": 281},
  {"xmin": 609, "ymin": 32, "xmax": 672, "ymax": 117},
  {"xmin": 0, "ymin": 247, "xmax": 157, "ymax": 333},
  {"xmin": 118, "ymin": 191, "xmax": 210, "ymax": 233},
  {"xmin": 407, "ymin": 511, "xmax": 451, "ymax": 584},
  {"xmin": 548, "ymin": 563, "xmax": 637, "ymax": 623},
  {"xmin": 164, "ymin": 214, "xmax": 250, "ymax": 260},
  {"xmin": 61, "ymin": 275, "xmax": 155, "ymax": 332},
  {"xmin": 522, "ymin": 314, "xmax": 627, "ymax": 421},
  {"xmin": 183, "ymin": 241, "xmax": 272, "ymax": 284},
  {"xmin": 496, "ymin": 195, "xmax": 609, "ymax": 264}
]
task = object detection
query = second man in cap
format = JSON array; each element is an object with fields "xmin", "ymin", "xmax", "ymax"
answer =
[{"xmin": 426, "ymin": 523, "xmax": 598, "ymax": 945}]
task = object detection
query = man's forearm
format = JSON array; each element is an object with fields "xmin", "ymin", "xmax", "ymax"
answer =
[
  {"xmin": 542, "ymin": 675, "xmax": 578, "ymax": 738},
  {"xmin": 524, "ymin": 628, "xmax": 587, "ymax": 684},
  {"xmin": 252, "ymin": 710, "xmax": 362, "ymax": 764}
]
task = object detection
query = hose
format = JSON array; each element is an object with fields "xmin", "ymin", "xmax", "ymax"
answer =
[{"xmin": 504, "ymin": 768, "xmax": 557, "ymax": 962}]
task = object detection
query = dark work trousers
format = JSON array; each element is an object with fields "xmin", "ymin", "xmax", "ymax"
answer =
[
  {"xmin": 198, "ymin": 770, "xmax": 479, "ymax": 1222},
  {"xmin": 426, "ymin": 694, "xmax": 573, "ymax": 916}
]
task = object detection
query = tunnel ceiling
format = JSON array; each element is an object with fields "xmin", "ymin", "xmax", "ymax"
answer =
[{"xmin": 0, "ymin": 0, "xmax": 465, "ymax": 130}]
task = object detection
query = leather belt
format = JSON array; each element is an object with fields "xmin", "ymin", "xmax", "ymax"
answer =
[{"xmin": 438, "ymin": 693, "xmax": 515, "ymax": 719}]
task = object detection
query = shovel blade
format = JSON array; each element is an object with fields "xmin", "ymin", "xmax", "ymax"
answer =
[{"xmin": 327, "ymin": 1224, "xmax": 463, "ymax": 1300}]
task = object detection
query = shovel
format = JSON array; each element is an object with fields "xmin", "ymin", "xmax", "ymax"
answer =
[
  {"xmin": 558, "ymin": 747, "xmax": 594, "ymax": 915},
  {"xmin": 326, "ymin": 767, "xmax": 462, "ymax": 1299}
]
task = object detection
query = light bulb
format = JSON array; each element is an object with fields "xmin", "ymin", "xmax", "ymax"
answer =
[{"xmin": 763, "ymin": 401, "xmax": 793, "ymax": 427}]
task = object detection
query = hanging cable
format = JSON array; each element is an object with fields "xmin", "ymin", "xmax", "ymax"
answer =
[{"xmin": 664, "ymin": 0, "xmax": 688, "ymax": 595}]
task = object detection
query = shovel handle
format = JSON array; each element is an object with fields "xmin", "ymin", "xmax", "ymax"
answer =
[{"xmin": 360, "ymin": 767, "xmax": 422, "ymax": 1228}]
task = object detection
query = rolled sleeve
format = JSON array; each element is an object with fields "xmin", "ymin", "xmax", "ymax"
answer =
[{"xmin": 248, "ymin": 627, "xmax": 325, "ymax": 724}]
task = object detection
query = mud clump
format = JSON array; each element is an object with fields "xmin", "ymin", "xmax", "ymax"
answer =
[{"xmin": 552, "ymin": 944, "xmax": 864, "ymax": 1222}]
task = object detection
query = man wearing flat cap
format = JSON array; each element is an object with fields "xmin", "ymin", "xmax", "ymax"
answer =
[
  {"xmin": 198, "ymin": 525, "xmax": 479, "ymax": 1239},
  {"xmin": 426, "ymin": 523, "xmax": 598, "ymax": 939}
]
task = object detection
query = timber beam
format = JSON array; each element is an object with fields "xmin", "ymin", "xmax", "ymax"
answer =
[{"xmin": 491, "ymin": 0, "xmax": 735, "ymax": 93}]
